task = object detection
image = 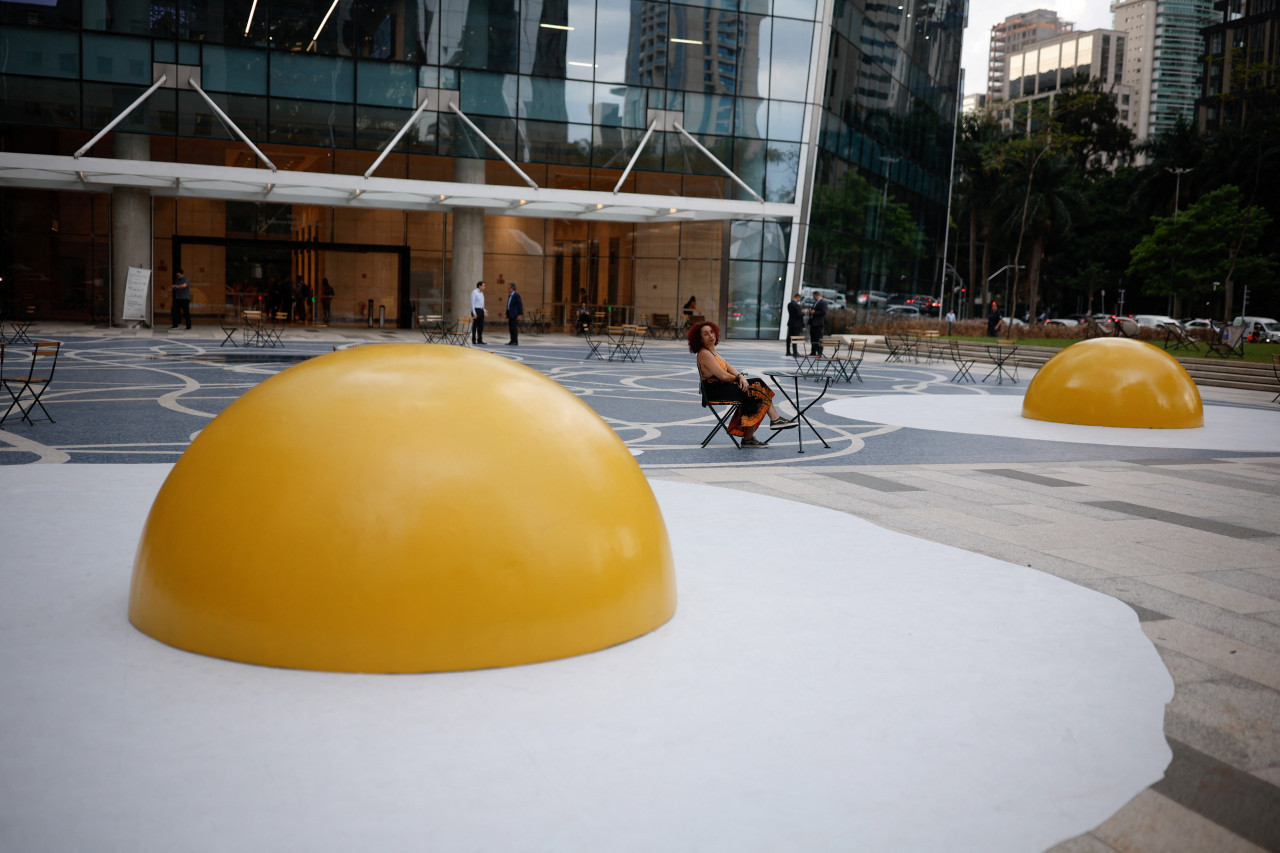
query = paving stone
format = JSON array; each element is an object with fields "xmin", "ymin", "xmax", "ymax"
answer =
[
  {"xmin": 1141, "ymin": 573, "xmax": 1280, "ymax": 615},
  {"xmin": 1143, "ymin": 620, "xmax": 1280, "ymax": 691},
  {"xmin": 1164, "ymin": 679, "xmax": 1280, "ymax": 772},
  {"xmin": 1091, "ymin": 789, "xmax": 1270, "ymax": 853}
]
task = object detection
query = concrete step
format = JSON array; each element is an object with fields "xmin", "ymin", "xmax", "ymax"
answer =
[{"xmin": 852, "ymin": 337, "xmax": 1278, "ymax": 393}]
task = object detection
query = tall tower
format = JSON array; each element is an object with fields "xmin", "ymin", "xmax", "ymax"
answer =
[
  {"xmin": 988, "ymin": 9, "xmax": 1074, "ymax": 101},
  {"xmin": 1113, "ymin": 0, "xmax": 1215, "ymax": 140}
]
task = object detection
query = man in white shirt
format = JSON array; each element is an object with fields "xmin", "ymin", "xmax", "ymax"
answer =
[{"xmin": 470, "ymin": 281, "xmax": 486, "ymax": 345}]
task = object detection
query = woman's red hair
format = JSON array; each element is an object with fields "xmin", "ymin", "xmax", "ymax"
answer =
[{"xmin": 687, "ymin": 320, "xmax": 721, "ymax": 353}]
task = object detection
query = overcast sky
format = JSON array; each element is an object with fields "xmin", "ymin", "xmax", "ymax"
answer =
[{"xmin": 961, "ymin": 0, "xmax": 1116, "ymax": 95}]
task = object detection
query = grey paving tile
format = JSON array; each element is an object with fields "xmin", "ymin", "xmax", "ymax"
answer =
[
  {"xmin": 1142, "ymin": 618, "xmax": 1280, "ymax": 685},
  {"xmin": 1084, "ymin": 501, "xmax": 1276, "ymax": 540},
  {"xmin": 815, "ymin": 470, "xmax": 923, "ymax": 491},
  {"xmin": 1137, "ymin": 466, "xmax": 1280, "ymax": 496},
  {"xmin": 1129, "ymin": 458, "xmax": 1235, "ymax": 466},
  {"xmin": 1140, "ymin": 573, "xmax": 1280, "ymax": 614},
  {"xmin": 1091, "ymin": 579, "xmax": 1280, "ymax": 655},
  {"xmin": 1092, "ymin": 789, "xmax": 1268, "ymax": 853},
  {"xmin": 1203, "ymin": 570, "xmax": 1280, "ymax": 603},
  {"xmin": 1164, "ymin": 680, "xmax": 1280, "ymax": 773},
  {"xmin": 975, "ymin": 468, "xmax": 1087, "ymax": 487},
  {"xmin": 1042, "ymin": 834, "xmax": 1119, "ymax": 853},
  {"xmin": 1152, "ymin": 739, "xmax": 1280, "ymax": 852}
]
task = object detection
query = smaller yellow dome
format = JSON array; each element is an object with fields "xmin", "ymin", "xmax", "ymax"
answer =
[{"xmin": 1022, "ymin": 338, "xmax": 1203, "ymax": 429}]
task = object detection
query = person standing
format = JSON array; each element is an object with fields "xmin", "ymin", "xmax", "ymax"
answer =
[
  {"xmin": 505, "ymin": 281, "xmax": 523, "ymax": 346},
  {"xmin": 945, "ymin": 308, "xmax": 956, "ymax": 335},
  {"xmin": 470, "ymin": 280, "xmax": 486, "ymax": 344},
  {"xmin": 785, "ymin": 292, "xmax": 805, "ymax": 355},
  {"xmin": 321, "ymin": 278, "xmax": 334, "ymax": 323},
  {"xmin": 986, "ymin": 302, "xmax": 1003, "ymax": 338},
  {"xmin": 170, "ymin": 268, "xmax": 191, "ymax": 329},
  {"xmin": 809, "ymin": 291, "xmax": 828, "ymax": 356}
]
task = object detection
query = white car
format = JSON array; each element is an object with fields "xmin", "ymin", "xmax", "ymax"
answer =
[
  {"xmin": 885, "ymin": 305, "xmax": 920, "ymax": 317},
  {"xmin": 1044, "ymin": 318, "xmax": 1078, "ymax": 327},
  {"xmin": 1132, "ymin": 314, "xmax": 1179, "ymax": 328}
]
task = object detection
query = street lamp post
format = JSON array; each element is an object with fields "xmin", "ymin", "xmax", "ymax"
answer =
[{"xmin": 879, "ymin": 155, "xmax": 901, "ymax": 290}]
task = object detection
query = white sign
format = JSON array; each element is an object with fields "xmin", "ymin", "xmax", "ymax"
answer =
[{"xmin": 123, "ymin": 267, "xmax": 151, "ymax": 322}]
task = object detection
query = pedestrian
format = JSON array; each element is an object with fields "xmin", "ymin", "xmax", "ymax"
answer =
[
  {"xmin": 470, "ymin": 280, "xmax": 486, "ymax": 344},
  {"xmin": 170, "ymin": 268, "xmax": 191, "ymax": 329},
  {"xmin": 809, "ymin": 291, "xmax": 828, "ymax": 356},
  {"xmin": 986, "ymin": 302, "xmax": 1003, "ymax": 337},
  {"xmin": 945, "ymin": 308, "xmax": 956, "ymax": 335},
  {"xmin": 505, "ymin": 281, "xmax": 523, "ymax": 346},
  {"xmin": 786, "ymin": 292, "xmax": 805, "ymax": 355},
  {"xmin": 321, "ymin": 278, "xmax": 334, "ymax": 323}
]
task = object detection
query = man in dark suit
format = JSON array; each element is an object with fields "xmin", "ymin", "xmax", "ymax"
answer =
[
  {"xmin": 505, "ymin": 282, "xmax": 524, "ymax": 346},
  {"xmin": 809, "ymin": 292, "xmax": 828, "ymax": 356},
  {"xmin": 786, "ymin": 293, "xmax": 805, "ymax": 355}
]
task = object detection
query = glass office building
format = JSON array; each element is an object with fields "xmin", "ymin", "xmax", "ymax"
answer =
[{"xmin": 0, "ymin": 0, "xmax": 962, "ymax": 338}]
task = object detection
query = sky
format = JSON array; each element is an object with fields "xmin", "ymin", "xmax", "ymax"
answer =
[{"xmin": 961, "ymin": 0, "xmax": 1116, "ymax": 96}]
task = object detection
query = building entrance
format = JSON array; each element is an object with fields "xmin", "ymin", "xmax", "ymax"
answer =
[{"xmin": 173, "ymin": 236, "xmax": 410, "ymax": 328}]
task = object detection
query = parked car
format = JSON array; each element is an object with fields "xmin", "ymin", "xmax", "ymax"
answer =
[
  {"xmin": 1132, "ymin": 314, "xmax": 1179, "ymax": 328},
  {"xmin": 801, "ymin": 287, "xmax": 847, "ymax": 309},
  {"xmin": 1044, "ymin": 318, "xmax": 1078, "ymax": 327},
  {"xmin": 1182, "ymin": 318, "xmax": 1214, "ymax": 331},
  {"xmin": 885, "ymin": 305, "xmax": 920, "ymax": 317},
  {"xmin": 911, "ymin": 294, "xmax": 941, "ymax": 317},
  {"xmin": 855, "ymin": 290, "xmax": 888, "ymax": 310},
  {"xmin": 1238, "ymin": 319, "xmax": 1280, "ymax": 343}
]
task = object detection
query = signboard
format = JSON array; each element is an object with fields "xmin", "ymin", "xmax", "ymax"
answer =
[{"xmin": 123, "ymin": 267, "xmax": 151, "ymax": 322}]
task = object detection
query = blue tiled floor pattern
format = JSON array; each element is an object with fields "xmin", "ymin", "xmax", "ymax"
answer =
[{"xmin": 0, "ymin": 334, "xmax": 1269, "ymax": 466}]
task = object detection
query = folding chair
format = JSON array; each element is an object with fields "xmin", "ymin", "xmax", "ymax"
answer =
[
  {"xmin": 440, "ymin": 317, "xmax": 471, "ymax": 346},
  {"xmin": 1272, "ymin": 354, "xmax": 1280, "ymax": 404},
  {"xmin": 832, "ymin": 339, "xmax": 865, "ymax": 382},
  {"xmin": 789, "ymin": 336, "xmax": 815, "ymax": 375},
  {"xmin": 1205, "ymin": 323, "xmax": 1246, "ymax": 358},
  {"xmin": 699, "ymin": 378, "xmax": 741, "ymax": 448},
  {"xmin": 948, "ymin": 340, "xmax": 976, "ymax": 383},
  {"xmin": 583, "ymin": 330, "xmax": 607, "ymax": 361},
  {"xmin": 1160, "ymin": 322, "xmax": 1200, "ymax": 353},
  {"xmin": 884, "ymin": 332, "xmax": 911, "ymax": 363},
  {"xmin": 219, "ymin": 315, "xmax": 240, "ymax": 347},
  {"xmin": 1, "ymin": 340, "xmax": 60, "ymax": 426}
]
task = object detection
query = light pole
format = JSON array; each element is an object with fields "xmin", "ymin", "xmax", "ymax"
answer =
[
  {"xmin": 1166, "ymin": 167, "xmax": 1192, "ymax": 222},
  {"xmin": 879, "ymin": 155, "xmax": 901, "ymax": 291}
]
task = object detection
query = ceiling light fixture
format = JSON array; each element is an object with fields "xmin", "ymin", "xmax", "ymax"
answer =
[
  {"xmin": 307, "ymin": 0, "xmax": 341, "ymax": 51},
  {"xmin": 243, "ymin": 0, "xmax": 259, "ymax": 36}
]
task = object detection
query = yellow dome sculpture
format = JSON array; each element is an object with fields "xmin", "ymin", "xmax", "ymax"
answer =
[
  {"xmin": 1022, "ymin": 337, "xmax": 1203, "ymax": 429},
  {"xmin": 129, "ymin": 344, "xmax": 676, "ymax": 673}
]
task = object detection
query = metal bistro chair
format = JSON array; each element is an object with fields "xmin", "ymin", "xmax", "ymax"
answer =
[
  {"xmin": 948, "ymin": 340, "xmax": 976, "ymax": 383},
  {"xmin": 219, "ymin": 315, "xmax": 240, "ymax": 347},
  {"xmin": 698, "ymin": 377, "xmax": 742, "ymax": 448},
  {"xmin": 1, "ymin": 340, "xmax": 61, "ymax": 426},
  {"xmin": 1272, "ymin": 354, "xmax": 1280, "ymax": 404}
]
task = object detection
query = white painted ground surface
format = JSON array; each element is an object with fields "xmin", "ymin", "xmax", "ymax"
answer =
[
  {"xmin": 825, "ymin": 394, "xmax": 1280, "ymax": 451},
  {"xmin": 1, "ymin": 465, "xmax": 1173, "ymax": 852}
]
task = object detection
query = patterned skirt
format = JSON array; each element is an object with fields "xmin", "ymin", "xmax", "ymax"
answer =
[{"xmin": 704, "ymin": 377, "xmax": 774, "ymax": 436}]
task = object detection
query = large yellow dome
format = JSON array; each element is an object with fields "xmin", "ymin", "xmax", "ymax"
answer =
[
  {"xmin": 129, "ymin": 344, "xmax": 676, "ymax": 672},
  {"xmin": 1022, "ymin": 337, "xmax": 1203, "ymax": 429}
]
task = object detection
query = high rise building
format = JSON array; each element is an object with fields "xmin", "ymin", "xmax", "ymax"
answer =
[
  {"xmin": 997, "ymin": 29, "xmax": 1133, "ymax": 139},
  {"xmin": 988, "ymin": 9, "xmax": 1074, "ymax": 101},
  {"xmin": 0, "ymin": 0, "xmax": 963, "ymax": 339},
  {"xmin": 1197, "ymin": 0, "xmax": 1280, "ymax": 131},
  {"xmin": 1113, "ymin": 0, "xmax": 1215, "ymax": 140}
]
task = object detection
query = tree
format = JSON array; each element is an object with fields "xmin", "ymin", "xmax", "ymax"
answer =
[
  {"xmin": 1126, "ymin": 185, "xmax": 1275, "ymax": 320},
  {"xmin": 1051, "ymin": 78, "xmax": 1136, "ymax": 176},
  {"xmin": 808, "ymin": 169, "xmax": 924, "ymax": 290}
]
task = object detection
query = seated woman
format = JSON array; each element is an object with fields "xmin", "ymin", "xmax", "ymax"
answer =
[{"xmin": 689, "ymin": 320, "xmax": 795, "ymax": 448}]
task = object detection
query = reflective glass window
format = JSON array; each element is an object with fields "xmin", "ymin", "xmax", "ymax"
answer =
[
  {"xmin": 767, "ymin": 99, "xmax": 805, "ymax": 141},
  {"xmin": 683, "ymin": 91, "xmax": 735, "ymax": 136},
  {"xmin": 594, "ymin": 83, "xmax": 648, "ymax": 128},
  {"xmin": 357, "ymin": 62, "xmax": 417, "ymax": 108},
  {"xmin": 441, "ymin": 0, "xmax": 519, "ymax": 72},
  {"xmin": 155, "ymin": 41, "xmax": 176, "ymax": 63},
  {"xmin": 268, "ymin": 99, "xmax": 353, "ymax": 146},
  {"xmin": 203, "ymin": 45, "xmax": 267, "ymax": 95},
  {"xmin": 748, "ymin": 14, "xmax": 770, "ymax": 98},
  {"xmin": 594, "ymin": 0, "xmax": 632, "ymax": 84},
  {"xmin": 522, "ymin": 120, "xmax": 594, "ymax": 164},
  {"xmin": 0, "ymin": 75, "xmax": 79, "ymax": 126},
  {"xmin": 271, "ymin": 53, "xmax": 353, "ymax": 103},
  {"xmin": 0, "ymin": 27, "xmax": 79, "ymax": 79},
  {"xmin": 764, "ymin": 141, "xmax": 799, "ymax": 203},
  {"xmin": 734, "ymin": 96, "xmax": 765, "ymax": 138},
  {"xmin": 461, "ymin": 70, "xmax": 517, "ymax": 117},
  {"xmin": 769, "ymin": 18, "xmax": 811, "ymax": 100},
  {"xmin": 82, "ymin": 33, "xmax": 150, "ymax": 84},
  {"xmin": 773, "ymin": 0, "xmax": 817, "ymax": 19},
  {"xmin": 519, "ymin": 76, "xmax": 594, "ymax": 124}
]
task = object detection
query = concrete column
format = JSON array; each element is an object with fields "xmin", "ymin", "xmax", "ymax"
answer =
[
  {"xmin": 110, "ymin": 133, "xmax": 152, "ymax": 327},
  {"xmin": 451, "ymin": 159, "xmax": 486, "ymax": 322}
]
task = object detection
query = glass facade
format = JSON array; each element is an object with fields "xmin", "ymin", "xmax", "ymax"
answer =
[{"xmin": 0, "ymin": 0, "xmax": 961, "ymax": 337}]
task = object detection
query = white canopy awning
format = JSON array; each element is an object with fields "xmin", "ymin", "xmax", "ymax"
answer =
[{"xmin": 0, "ymin": 152, "xmax": 794, "ymax": 224}]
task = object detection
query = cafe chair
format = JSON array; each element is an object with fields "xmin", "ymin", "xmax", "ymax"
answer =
[
  {"xmin": 948, "ymin": 340, "xmax": 976, "ymax": 383},
  {"xmin": 698, "ymin": 378, "xmax": 742, "ymax": 448},
  {"xmin": 219, "ymin": 315, "xmax": 241, "ymax": 347},
  {"xmin": 1, "ymin": 340, "xmax": 61, "ymax": 426}
]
